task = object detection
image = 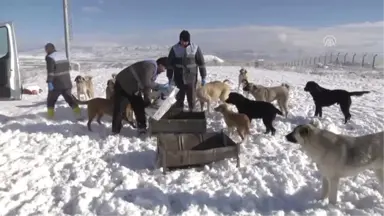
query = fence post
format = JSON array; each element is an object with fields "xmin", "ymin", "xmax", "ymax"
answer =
[
  {"xmin": 352, "ymin": 53, "xmax": 356, "ymax": 64},
  {"xmin": 362, "ymin": 53, "xmax": 367, "ymax": 67},
  {"xmin": 335, "ymin": 52, "xmax": 340, "ymax": 64},
  {"xmin": 323, "ymin": 55, "xmax": 327, "ymax": 65},
  {"xmin": 330, "ymin": 52, "xmax": 333, "ymax": 63},
  {"xmin": 372, "ymin": 54, "xmax": 378, "ymax": 69},
  {"xmin": 343, "ymin": 53, "xmax": 348, "ymax": 65},
  {"xmin": 314, "ymin": 57, "xmax": 317, "ymax": 64}
]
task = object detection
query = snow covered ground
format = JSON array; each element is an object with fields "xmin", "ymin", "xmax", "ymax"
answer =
[{"xmin": 0, "ymin": 53, "xmax": 383, "ymax": 216}]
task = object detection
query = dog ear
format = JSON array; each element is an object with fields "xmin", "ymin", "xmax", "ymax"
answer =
[{"xmin": 299, "ymin": 125, "xmax": 311, "ymax": 137}]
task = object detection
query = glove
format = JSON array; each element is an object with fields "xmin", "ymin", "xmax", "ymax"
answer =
[
  {"xmin": 48, "ymin": 82, "xmax": 54, "ymax": 91},
  {"xmin": 159, "ymin": 83, "xmax": 169, "ymax": 91},
  {"xmin": 201, "ymin": 79, "xmax": 206, "ymax": 86},
  {"xmin": 143, "ymin": 97, "xmax": 151, "ymax": 108}
]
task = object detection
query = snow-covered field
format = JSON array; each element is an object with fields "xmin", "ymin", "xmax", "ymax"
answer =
[{"xmin": 0, "ymin": 51, "xmax": 383, "ymax": 216}]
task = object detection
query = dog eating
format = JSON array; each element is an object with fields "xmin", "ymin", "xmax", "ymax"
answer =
[
  {"xmin": 214, "ymin": 103, "xmax": 250, "ymax": 143},
  {"xmin": 71, "ymin": 94, "xmax": 136, "ymax": 131}
]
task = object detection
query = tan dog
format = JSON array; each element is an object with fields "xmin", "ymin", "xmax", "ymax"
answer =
[
  {"xmin": 196, "ymin": 79, "xmax": 231, "ymax": 112},
  {"xmin": 71, "ymin": 95, "xmax": 135, "ymax": 131},
  {"xmin": 238, "ymin": 68, "xmax": 249, "ymax": 91},
  {"xmin": 105, "ymin": 74, "xmax": 117, "ymax": 100},
  {"xmin": 74, "ymin": 75, "xmax": 94, "ymax": 100},
  {"xmin": 286, "ymin": 124, "xmax": 384, "ymax": 204},
  {"xmin": 242, "ymin": 80, "xmax": 290, "ymax": 117},
  {"xmin": 214, "ymin": 103, "xmax": 250, "ymax": 143}
]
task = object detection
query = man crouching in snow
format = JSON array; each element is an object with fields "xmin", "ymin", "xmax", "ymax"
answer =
[
  {"xmin": 45, "ymin": 43, "xmax": 81, "ymax": 119},
  {"xmin": 112, "ymin": 57, "xmax": 169, "ymax": 136}
]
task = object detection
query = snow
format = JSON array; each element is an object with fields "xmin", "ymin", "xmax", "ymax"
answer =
[
  {"xmin": 204, "ymin": 55, "xmax": 225, "ymax": 64},
  {"xmin": 0, "ymin": 51, "xmax": 383, "ymax": 216}
]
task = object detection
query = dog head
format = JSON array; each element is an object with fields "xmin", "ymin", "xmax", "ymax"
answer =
[
  {"xmin": 239, "ymin": 68, "xmax": 248, "ymax": 75},
  {"xmin": 225, "ymin": 92, "xmax": 246, "ymax": 105},
  {"xmin": 304, "ymin": 81, "xmax": 321, "ymax": 92},
  {"xmin": 285, "ymin": 124, "xmax": 317, "ymax": 145},
  {"xmin": 74, "ymin": 75, "xmax": 86, "ymax": 83},
  {"xmin": 214, "ymin": 103, "xmax": 230, "ymax": 113},
  {"xmin": 107, "ymin": 79, "xmax": 115, "ymax": 89},
  {"xmin": 242, "ymin": 82, "xmax": 258, "ymax": 92},
  {"xmin": 281, "ymin": 83, "xmax": 290, "ymax": 89},
  {"xmin": 84, "ymin": 76, "xmax": 93, "ymax": 81}
]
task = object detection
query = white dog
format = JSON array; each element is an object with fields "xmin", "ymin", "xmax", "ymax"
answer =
[
  {"xmin": 238, "ymin": 68, "xmax": 249, "ymax": 91},
  {"xmin": 285, "ymin": 123, "xmax": 384, "ymax": 204}
]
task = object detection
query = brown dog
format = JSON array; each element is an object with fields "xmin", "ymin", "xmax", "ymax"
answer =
[
  {"xmin": 71, "ymin": 95, "xmax": 135, "ymax": 131},
  {"xmin": 196, "ymin": 79, "xmax": 231, "ymax": 112},
  {"xmin": 214, "ymin": 103, "xmax": 250, "ymax": 142}
]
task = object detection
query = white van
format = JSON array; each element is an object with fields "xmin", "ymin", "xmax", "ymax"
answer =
[{"xmin": 0, "ymin": 21, "xmax": 22, "ymax": 100}]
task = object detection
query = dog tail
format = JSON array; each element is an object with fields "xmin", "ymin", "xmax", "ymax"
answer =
[
  {"xmin": 71, "ymin": 94, "xmax": 89, "ymax": 105},
  {"xmin": 223, "ymin": 79, "xmax": 230, "ymax": 84},
  {"xmin": 275, "ymin": 106, "xmax": 284, "ymax": 116},
  {"xmin": 348, "ymin": 91, "xmax": 370, "ymax": 96}
]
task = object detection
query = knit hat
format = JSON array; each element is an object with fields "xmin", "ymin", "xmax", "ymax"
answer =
[{"xmin": 179, "ymin": 30, "xmax": 190, "ymax": 42}]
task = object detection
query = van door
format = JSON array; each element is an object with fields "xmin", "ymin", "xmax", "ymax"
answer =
[{"xmin": 0, "ymin": 22, "xmax": 22, "ymax": 100}]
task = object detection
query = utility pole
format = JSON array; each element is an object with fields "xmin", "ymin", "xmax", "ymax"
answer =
[{"xmin": 63, "ymin": 0, "xmax": 71, "ymax": 62}]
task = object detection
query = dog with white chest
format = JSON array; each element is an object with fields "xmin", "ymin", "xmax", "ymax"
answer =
[
  {"xmin": 285, "ymin": 123, "xmax": 384, "ymax": 204},
  {"xmin": 74, "ymin": 75, "xmax": 94, "ymax": 100}
]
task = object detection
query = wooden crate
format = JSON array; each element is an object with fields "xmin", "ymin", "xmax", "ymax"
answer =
[
  {"xmin": 148, "ymin": 108, "xmax": 207, "ymax": 135},
  {"xmin": 155, "ymin": 131, "xmax": 240, "ymax": 173}
]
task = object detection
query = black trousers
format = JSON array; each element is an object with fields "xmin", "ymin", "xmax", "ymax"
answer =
[
  {"xmin": 112, "ymin": 81, "xmax": 146, "ymax": 133},
  {"xmin": 47, "ymin": 88, "xmax": 77, "ymax": 108},
  {"xmin": 175, "ymin": 82, "xmax": 197, "ymax": 110}
]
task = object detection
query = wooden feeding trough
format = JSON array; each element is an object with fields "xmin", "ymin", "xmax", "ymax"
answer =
[
  {"xmin": 149, "ymin": 108, "xmax": 240, "ymax": 174},
  {"xmin": 148, "ymin": 109, "xmax": 207, "ymax": 135},
  {"xmin": 155, "ymin": 131, "xmax": 240, "ymax": 173}
]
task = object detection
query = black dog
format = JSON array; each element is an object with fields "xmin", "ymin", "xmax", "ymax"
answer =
[
  {"xmin": 225, "ymin": 92, "xmax": 283, "ymax": 135},
  {"xmin": 304, "ymin": 81, "xmax": 370, "ymax": 124}
]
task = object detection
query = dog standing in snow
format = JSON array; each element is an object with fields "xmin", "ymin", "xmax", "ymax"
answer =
[
  {"xmin": 196, "ymin": 79, "xmax": 231, "ymax": 112},
  {"xmin": 74, "ymin": 75, "xmax": 94, "ymax": 100},
  {"xmin": 238, "ymin": 68, "xmax": 249, "ymax": 91},
  {"xmin": 214, "ymin": 103, "xmax": 250, "ymax": 143},
  {"xmin": 242, "ymin": 80, "xmax": 290, "ymax": 117},
  {"xmin": 285, "ymin": 123, "xmax": 384, "ymax": 204},
  {"xmin": 105, "ymin": 73, "xmax": 117, "ymax": 100}
]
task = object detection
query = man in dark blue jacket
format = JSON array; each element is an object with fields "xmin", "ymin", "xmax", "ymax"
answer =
[
  {"xmin": 45, "ymin": 43, "xmax": 80, "ymax": 119},
  {"xmin": 167, "ymin": 30, "xmax": 207, "ymax": 111}
]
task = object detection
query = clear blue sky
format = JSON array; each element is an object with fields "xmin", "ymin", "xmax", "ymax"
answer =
[{"xmin": 0, "ymin": 0, "xmax": 383, "ymax": 48}]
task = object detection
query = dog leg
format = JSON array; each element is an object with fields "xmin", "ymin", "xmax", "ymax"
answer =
[
  {"xmin": 237, "ymin": 128, "xmax": 245, "ymax": 141},
  {"xmin": 96, "ymin": 113, "xmax": 103, "ymax": 125},
  {"xmin": 340, "ymin": 100, "xmax": 352, "ymax": 124},
  {"xmin": 328, "ymin": 177, "xmax": 340, "ymax": 205},
  {"xmin": 320, "ymin": 177, "xmax": 330, "ymax": 200},
  {"xmin": 374, "ymin": 169, "xmax": 384, "ymax": 195},
  {"xmin": 200, "ymin": 101, "xmax": 204, "ymax": 112},
  {"xmin": 314, "ymin": 104, "xmax": 322, "ymax": 117},
  {"xmin": 207, "ymin": 101, "xmax": 211, "ymax": 113}
]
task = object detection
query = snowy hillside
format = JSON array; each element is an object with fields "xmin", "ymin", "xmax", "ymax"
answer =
[{"xmin": 0, "ymin": 49, "xmax": 383, "ymax": 215}]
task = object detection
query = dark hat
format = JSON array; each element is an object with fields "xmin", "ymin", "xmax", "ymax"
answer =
[
  {"xmin": 179, "ymin": 30, "xmax": 190, "ymax": 42},
  {"xmin": 45, "ymin": 43, "xmax": 55, "ymax": 49}
]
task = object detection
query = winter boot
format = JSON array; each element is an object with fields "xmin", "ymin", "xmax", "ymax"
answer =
[{"xmin": 47, "ymin": 108, "xmax": 55, "ymax": 119}]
